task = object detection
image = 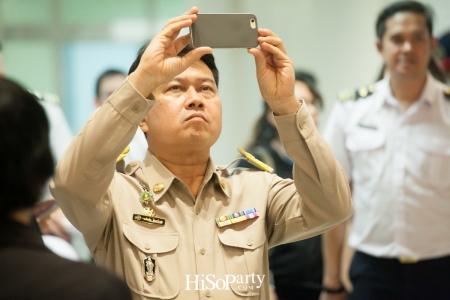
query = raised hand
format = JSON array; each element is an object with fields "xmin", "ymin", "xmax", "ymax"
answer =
[
  {"xmin": 128, "ymin": 7, "xmax": 212, "ymax": 98},
  {"xmin": 248, "ymin": 29, "xmax": 301, "ymax": 116}
]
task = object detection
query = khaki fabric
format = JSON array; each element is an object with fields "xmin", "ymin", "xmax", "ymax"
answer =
[{"xmin": 50, "ymin": 79, "xmax": 352, "ymax": 300}]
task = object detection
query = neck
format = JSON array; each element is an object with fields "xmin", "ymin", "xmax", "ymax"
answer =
[
  {"xmin": 390, "ymin": 73, "xmax": 427, "ymax": 110},
  {"xmin": 153, "ymin": 150, "xmax": 210, "ymax": 199}
]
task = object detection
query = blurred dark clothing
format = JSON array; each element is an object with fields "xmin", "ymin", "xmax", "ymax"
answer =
[
  {"xmin": 0, "ymin": 218, "xmax": 132, "ymax": 300},
  {"xmin": 350, "ymin": 251, "xmax": 450, "ymax": 300},
  {"xmin": 237, "ymin": 144, "xmax": 322, "ymax": 300}
]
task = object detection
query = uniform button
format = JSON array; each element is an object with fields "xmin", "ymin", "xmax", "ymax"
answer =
[
  {"xmin": 200, "ymin": 248, "xmax": 206, "ymax": 255},
  {"xmin": 131, "ymin": 162, "xmax": 137, "ymax": 167},
  {"xmin": 205, "ymin": 290, "xmax": 211, "ymax": 297},
  {"xmin": 144, "ymin": 243, "xmax": 150, "ymax": 250},
  {"xmin": 247, "ymin": 239, "xmax": 253, "ymax": 246},
  {"xmin": 132, "ymin": 105, "xmax": 140, "ymax": 113}
]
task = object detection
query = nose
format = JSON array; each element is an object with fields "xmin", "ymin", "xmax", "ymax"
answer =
[
  {"xmin": 401, "ymin": 41, "xmax": 412, "ymax": 52},
  {"xmin": 185, "ymin": 87, "xmax": 204, "ymax": 108}
]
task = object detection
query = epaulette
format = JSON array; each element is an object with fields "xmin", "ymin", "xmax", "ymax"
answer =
[
  {"xmin": 124, "ymin": 160, "xmax": 141, "ymax": 176},
  {"xmin": 444, "ymin": 86, "xmax": 450, "ymax": 100},
  {"xmin": 338, "ymin": 84, "xmax": 375, "ymax": 102}
]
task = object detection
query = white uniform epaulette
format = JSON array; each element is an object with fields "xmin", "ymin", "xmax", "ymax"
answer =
[
  {"xmin": 444, "ymin": 86, "xmax": 450, "ymax": 100},
  {"xmin": 338, "ymin": 84, "xmax": 376, "ymax": 102}
]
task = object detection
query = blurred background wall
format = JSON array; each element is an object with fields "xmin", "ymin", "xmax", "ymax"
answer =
[{"xmin": 1, "ymin": 0, "xmax": 449, "ymax": 165}]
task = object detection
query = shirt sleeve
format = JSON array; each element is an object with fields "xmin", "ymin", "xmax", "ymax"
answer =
[
  {"xmin": 266, "ymin": 103, "xmax": 353, "ymax": 247},
  {"xmin": 323, "ymin": 102, "xmax": 352, "ymax": 181},
  {"xmin": 50, "ymin": 79, "xmax": 155, "ymax": 251}
]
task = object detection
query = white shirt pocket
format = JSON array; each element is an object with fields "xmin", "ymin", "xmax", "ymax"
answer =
[
  {"xmin": 414, "ymin": 137, "xmax": 450, "ymax": 192},
  {"xmin": 345, "ymin": 127, "xmax": 386, "ymax": 185}
]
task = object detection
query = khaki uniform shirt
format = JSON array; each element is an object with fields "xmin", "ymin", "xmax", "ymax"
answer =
[{"xmin": 50, "ymin": 79, "xmax": 352, "ymax": 300}]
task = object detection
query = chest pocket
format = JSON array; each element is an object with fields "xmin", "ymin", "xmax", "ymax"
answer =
[
  {"xmin": 217, "ymin": 223, "xmax": 266, "ymax": 297},
  {"xmin": 345, "ymin": 127, "xmax": 386, "ymax": 184},
  {"xmin": 415, "ymin": 137, "xmax": 450, "ymax": 191},
  {"xmin": 123, "ymin": 222, "xmax": 179, "ymax": 299}
]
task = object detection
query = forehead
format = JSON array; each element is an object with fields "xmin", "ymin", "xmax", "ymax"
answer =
[
  {"xmin": 384, "ymin": 12, "xmax": 428, "ymax": 36},
  {"xmin": 100, "ymin": 74, "xmax": 126, "ymax": 89},
  {"xmin": 171, "ymin": 61, "xmax": 215, "ymax": 83}
]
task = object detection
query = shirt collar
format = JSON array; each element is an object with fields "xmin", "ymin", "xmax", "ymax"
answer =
[
  {"xmin": 141, "ymin": 152, "xmax": 229, "ymax": 202},
  {"xmin": 384, "ymin": 72, "xmax": 437, "ymax": 108}
]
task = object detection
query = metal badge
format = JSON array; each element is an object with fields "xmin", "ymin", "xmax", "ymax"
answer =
[
  {"xmin": 153, "ymin": 182, "xmax": 164, "ymax": 193},
  {"xmin": 143, "ymin": 257, "xmax": 156, "ymax": 282}
]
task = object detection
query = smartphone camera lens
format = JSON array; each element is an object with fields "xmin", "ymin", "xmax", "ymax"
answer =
[{"xmin": 250, "ymin": 18, "xmax": 256, "ymax": 29}]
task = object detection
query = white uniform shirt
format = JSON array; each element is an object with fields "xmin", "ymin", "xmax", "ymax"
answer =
[{"xmin": 324, "ymin": 74, "xmax": 450, "ymax": 259}]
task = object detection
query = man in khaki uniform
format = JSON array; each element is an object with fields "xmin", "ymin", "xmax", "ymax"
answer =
[{"xmin": 51, "ymin": 8, "xmax": 352, "ymax": 300}]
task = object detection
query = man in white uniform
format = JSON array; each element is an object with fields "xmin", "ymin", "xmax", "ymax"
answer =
[{"xmin": 321, "ymin": 1, "xmax": 450, "ymax": 299}]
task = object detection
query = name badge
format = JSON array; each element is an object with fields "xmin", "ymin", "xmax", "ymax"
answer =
[{"xmin": 133, "ymin": 214, "xmax": 166, "ymax": 225}]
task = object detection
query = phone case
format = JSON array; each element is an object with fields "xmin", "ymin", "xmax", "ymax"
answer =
[{"xmin": 190, "ymin": 14, "xmax": 259, "ymax": 48}]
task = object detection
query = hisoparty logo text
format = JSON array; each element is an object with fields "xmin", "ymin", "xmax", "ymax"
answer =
[{"xmin": 185, "ymin": 274, "xmax": 265, "ymax": 291}]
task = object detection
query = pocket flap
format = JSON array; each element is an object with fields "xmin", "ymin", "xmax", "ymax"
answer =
[
  {"xmin": 416, "ymin": 137, "xmax": 450, "ymax": 155},
  {"xmin": 345, "ymin": 127, "xmax": 385, "ymax": 152},
  {"xmin": 123, "ymin": 221, "xmax": 178, "ymax": 253},
  {"xmin": 217, "ymin": 224, "xmax": 266, "ymax": 250}
]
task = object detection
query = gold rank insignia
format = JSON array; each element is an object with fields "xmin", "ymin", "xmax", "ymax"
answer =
[
  {"xmin": 444, "ymin": 86, "xmax": 450, "ymax": 100},
  {"xmin": 153, "ymin": 182, "xmax": 164, "ymax": 193},
  {"xmin": 338, "ymin": 84, "xmax": 376, "ymax": 102},
  {"xmin": 116, "ymin": 146, "xmax": 130, "ymax": 162},
  {"xmin": 219, "ymin": 179, "xmax": 225, "ymax": 189},
  {"xmin": 237, "ymin": 148, "xmax": 274, "ymax": 173}
]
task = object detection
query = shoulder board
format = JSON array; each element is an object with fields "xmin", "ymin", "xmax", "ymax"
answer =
[
  {"xmin": 338, "ymin": 84, "xmax": 376, "ymax": 102},
  {"xmin": 444, "ymin": 86, "xmax": 450, "ymax": 100},
  {"xmin": 124, "ymin": 161, "xmax": 141, "ymax": 176}
]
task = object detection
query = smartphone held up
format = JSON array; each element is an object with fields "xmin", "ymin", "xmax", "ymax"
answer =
[{"xmin": 190, "ymin": 13, "xmax": 259, "ymax": 48}]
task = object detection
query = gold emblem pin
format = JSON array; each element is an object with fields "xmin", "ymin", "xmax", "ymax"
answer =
[
  {"xmin": 153, "ymin": 182, "xmax": 164, "ymax": 193},
  {"xmin": 219, "ymin": 179, "xmax": 225, "ymax": 189}
]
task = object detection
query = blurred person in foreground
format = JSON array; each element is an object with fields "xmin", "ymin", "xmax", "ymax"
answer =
[
  {"xmin": 0, "ymin": 40, "xmax": 89, "ymax": 261},
  {"xmin": 321, "ymin": 2, "xmax": 450, "ymax": 300},
  {"xmin": 94, "ymin": 68, "xmax": 147, "ymax": 164},
  {"xmin": 238, "ymin": 71, "xmax": 323, "ymax": 300},
  {"xmin": 0, "ymin": 77, "xmax": 132, "ymax": 299},
  {"xmin": 50, "ymin": 7, "xmax": 352, "ymax": 299}
]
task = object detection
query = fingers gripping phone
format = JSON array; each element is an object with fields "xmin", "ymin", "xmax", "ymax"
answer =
[{"xmin": 190, "ymin": 13, "xmax": 259, "ymax": 48}]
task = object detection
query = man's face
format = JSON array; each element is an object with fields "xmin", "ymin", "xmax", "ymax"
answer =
[
  {"xmin": 294, "ymin": 80, "xmax": 318, "ymax": 125},
  {"xmin": 140, "ymin": 61, "xmax": 222, "ymax": 154},
  {"xmin": 96, "ymin": 74, "xmax": 126, "ymax": 106},
  {"xmin": 377, "ymin": 12, "xmax": 436, "ymax": 80}
]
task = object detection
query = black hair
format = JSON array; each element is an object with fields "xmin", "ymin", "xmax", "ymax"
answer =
[
  {"xmin": 95, "ymin": 69, "xmax": 126, "ymax": 97},
  {"xmin": 0, "ymin": 77, "xmax": 53, "ymax": 216},
  {"xmin": 294, "ymin": 71, "xmax": 323, "ymax": 109},
  {"xmin": 375, "ymin": 1, "xmax": 434, "ymax": 40},
  {"xmin": 128, "ymin": 41, "xmax": 219, "ymax": 88},
  {"xmin": 248, "ymin": 70, "xmax": 323, "ymax": 149}
]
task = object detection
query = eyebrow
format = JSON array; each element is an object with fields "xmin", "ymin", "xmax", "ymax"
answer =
[{"xmin": 170, "ymin": 77, "xmax": 216, "ymax": 85}]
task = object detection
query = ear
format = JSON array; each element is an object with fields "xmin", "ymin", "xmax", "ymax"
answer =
[
  {"xmin": 376, "ymin": 38, "xmax": 383, "ymax": 54},
  {"xmin": 139, "ymin": 118, "xmax": 149, "ymax": 133},
  {"xmin": 430, "ymin": 36, "xmax": 438, "ymax": 52}
]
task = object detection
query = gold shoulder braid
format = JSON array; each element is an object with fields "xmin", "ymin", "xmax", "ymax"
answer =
[{"xmin": 338, "ymin": 84, "xmax": 375, "ymax": 102}]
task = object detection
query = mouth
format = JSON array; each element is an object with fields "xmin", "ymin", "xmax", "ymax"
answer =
[{"xmin": 185, "ymin": 113, "xmax": 207, "ymax": 122}]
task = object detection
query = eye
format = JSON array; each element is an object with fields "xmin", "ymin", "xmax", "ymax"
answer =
[{"xmin": 166, "ymin": 85, "xmax": 181, "ymax": 92}]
